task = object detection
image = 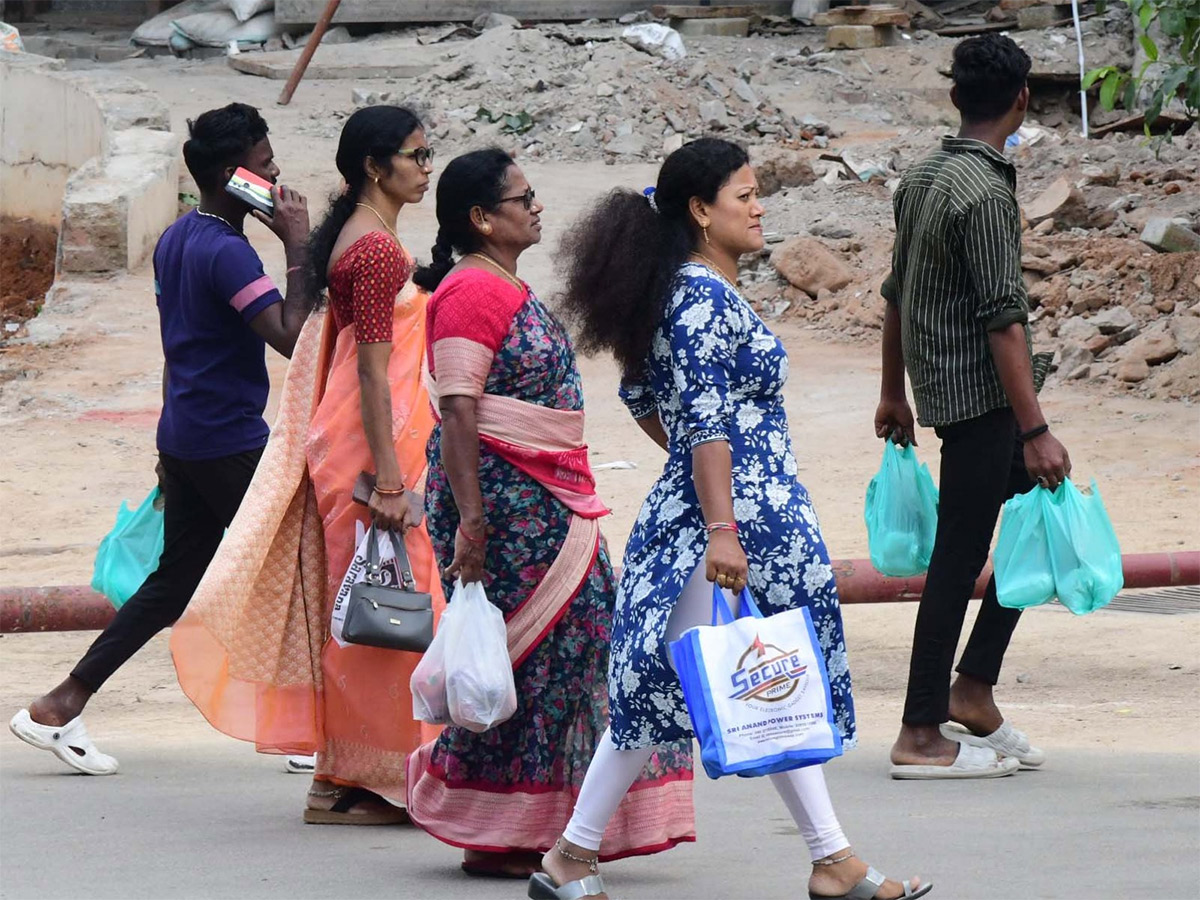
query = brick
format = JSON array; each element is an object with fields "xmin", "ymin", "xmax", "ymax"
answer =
[
  {"xmin": 672, "ymin": 16, "xmax": 751, "ymax": 37},
  {"xmin": 825, "ymin": 24, "xmax": 896, "ymax": 49}
]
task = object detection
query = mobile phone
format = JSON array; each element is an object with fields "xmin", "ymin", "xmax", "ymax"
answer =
[
  {"xmin": 352, "ymin": 471, "xmax": 377, "ymax": 506},
  {"xmin": 225, "ymin": 167, "xmax": 274, "ymax": 216}
]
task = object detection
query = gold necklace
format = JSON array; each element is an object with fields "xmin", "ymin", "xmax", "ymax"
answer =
[
  {"xmin": 690, "ymin": 251, "xmax": 738, "ymax": 286},
  {"xmin": 355, "ymin": 202, "xmax": 400, "ymax": 243},
  {"xmin": 468, "ymin": 252, "xmax": 524, "ymax": 290},
  {"xmin": 196, "ymin": 208, "xmax": 235, "ymax": 229}
]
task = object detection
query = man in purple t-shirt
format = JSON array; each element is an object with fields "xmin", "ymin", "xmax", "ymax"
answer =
[{"xmin": 10, "ymin": 104, "xmax": 313, "ymax": 774}]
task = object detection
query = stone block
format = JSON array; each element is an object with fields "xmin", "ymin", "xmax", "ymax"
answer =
[
  {"xmin": 699, "ymin": 99, "xmax": 729, "ymax": 128},
  {"xmin": 815, "ymin": 5, "xmax": 910, "ymax": 25},
  {"xmin": 771, "ymin": 237, "xmax": 853, "ymax": 296},
  {"xmin": 673, "ymin": 17, "xmax": 751, "ymax": 37},
  {"xmin": 1017, "ymin": 5, "xmax": 1070, "ymax": 29},
  {"xmin": 825, "ymin": 24, "xmax": 896, "ymax": 50},
  {"xmin": 1140, "ymin": 218, "xmax": 1200, "ymax": 253},
  {"xmin": 1170, "ymin": 316, "xmax": 1200, "ymax": 355},
  {"xmin": 750, "ymin": 145, "xmax": 817, "ymax": 197}
]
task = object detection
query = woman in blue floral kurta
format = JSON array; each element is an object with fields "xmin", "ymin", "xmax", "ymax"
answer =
[
  {"xmin": 537, "ymin": 138, "xmax": 930, "ymax": 900},
  {"xmin": 610, "ymin": 262, "xmax": 856, "ymax": 751}
]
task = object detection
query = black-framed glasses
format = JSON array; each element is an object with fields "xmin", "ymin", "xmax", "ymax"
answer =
[
  {"xmin": 398, "ymin": 146, "xmax": 435, "ymax": 167},
  {"xmin": 497, "ymin": 187, "xmax": 536, "ymax": 211}
]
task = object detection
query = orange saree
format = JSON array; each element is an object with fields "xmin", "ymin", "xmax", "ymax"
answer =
[{"xmin": 171, "ymin": 263, "xmax": 444, "ymax": 804}]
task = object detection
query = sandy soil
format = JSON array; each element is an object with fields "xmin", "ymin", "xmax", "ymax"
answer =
[{"xmin": 1, "ymin": 57, "xmax": 1197, "ymax": 758}]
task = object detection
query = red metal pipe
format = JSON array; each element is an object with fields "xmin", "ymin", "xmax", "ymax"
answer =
[{"xmin": 2, "ymin": 551, "xmax": 1197, "ymax": 633}]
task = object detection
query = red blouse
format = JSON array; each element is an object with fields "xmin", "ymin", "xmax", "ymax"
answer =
[{"xmin": 327, "ymin": 231, "xmax": 411, "ymax": 343}]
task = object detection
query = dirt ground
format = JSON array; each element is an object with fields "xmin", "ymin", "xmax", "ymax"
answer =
[
  {"xmin": 0, "ymin": 53, "xmax": 1197, "ymax": 759},
  {"xmin": 1, "ymin": 217, "xmax": 57, "ymax": 330}
]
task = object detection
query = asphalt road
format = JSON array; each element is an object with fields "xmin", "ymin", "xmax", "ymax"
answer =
[{"xmin": 2, "ymin": 731, "xmax": 1196, "ymax": 900}]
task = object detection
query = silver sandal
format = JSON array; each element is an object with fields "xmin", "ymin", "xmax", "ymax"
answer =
[
  {"xmin": 527, "ymin": 840, "xmax": 606, "ymax": 900},
  {"xmin": 809, "ymin": 865, "xmax": 933, "ymax": 900}
]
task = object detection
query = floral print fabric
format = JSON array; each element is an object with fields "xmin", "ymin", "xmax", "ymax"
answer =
[{"xmin": 609, "ymin": 263, "xmax": 857, "ymax": 750}]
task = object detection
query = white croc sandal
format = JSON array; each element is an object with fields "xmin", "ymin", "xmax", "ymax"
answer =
[
  {"xmin": 941, "ymin": 720, "xmax": 1045, "ymax": 768},
  {"xmin": 9, "ymin": 709, "xmax": 119, "ymax": 775},
  {"xmin": 889, "ymin": 742, "xmax": 1018, "ymax": 780}
]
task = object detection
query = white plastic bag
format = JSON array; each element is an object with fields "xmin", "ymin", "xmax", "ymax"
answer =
[
  {"xmin": 442, "ymin": 580, "xmax": 516, "ymax": 733},
  {"xmin": 621, "ymin": 23, "xmax": 687, "ymax": 62},
  {"xmin": 410, "ymin": 603, "xmax": 453, "ymax": 724}
]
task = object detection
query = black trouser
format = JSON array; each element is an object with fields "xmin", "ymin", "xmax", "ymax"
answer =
[
  {"xmin": 72, "ymin": 448, "xmax": 262, "ymax": 692},
  {"xmin": 901, "ymin": 406, "xmax": 1034, "ymax": 726}
]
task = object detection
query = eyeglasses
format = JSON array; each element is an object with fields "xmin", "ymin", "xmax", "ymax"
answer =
[
  {"xmin": 497, "ymin": 187, "xmax": 536, "ymax": 211},
  {"xmin": 398, "ymin": 146, "xmax": 435, "ymax": 167}
]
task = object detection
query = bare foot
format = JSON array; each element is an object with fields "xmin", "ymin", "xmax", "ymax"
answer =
[
  {"xmin": 890, "ymin": 723, "xmax": 960, "ymax": 767},
  {"xmin": 540, "ymin": 839, "xmax": 607, "ymax": 899},
  {"xmin": 947, "ymin": 674, "xmax": 1004, "ymax": 736},
  {"xmin": 809, "ymin": 850, "xmax": 923, "ymax": 900},
  {"xmin": 462, "ymin": 849, "xmax": 542, "ymax": 877},
  {"xmin": 28, "ymin": 676, "xmax": 93, "ymax": 727}
]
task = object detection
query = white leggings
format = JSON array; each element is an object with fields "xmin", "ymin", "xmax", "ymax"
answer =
[{"xmin": 563, "ymin": 565, "xmax": 849, "ymax": 861}]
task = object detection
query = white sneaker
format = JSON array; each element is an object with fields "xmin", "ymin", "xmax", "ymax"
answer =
[{"xmin": 285, "ymin": 754, "xmax": 316, "ymax": 774}]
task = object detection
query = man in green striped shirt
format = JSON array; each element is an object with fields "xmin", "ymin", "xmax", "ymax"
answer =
[{"xmin": 876, "ymin": 35, "xmax": 1072, "ymax": 780}]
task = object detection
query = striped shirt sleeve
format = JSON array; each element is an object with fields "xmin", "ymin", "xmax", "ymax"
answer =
[
  {"xmin": 211, "ymin": 237, "xmax": 282, "ymax": 323},
  {"xmin": 961, "ymin": 196, "xmax": 1028, "ymax": 332},
  {"xmin": 880, "ymin": 189, "xmax": 906, "ymax": 305}
]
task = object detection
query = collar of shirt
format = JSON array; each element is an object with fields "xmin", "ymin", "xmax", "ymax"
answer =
[{"xmin": 939, "ymin": 135, "xmax": 1016, "ymax": 190}]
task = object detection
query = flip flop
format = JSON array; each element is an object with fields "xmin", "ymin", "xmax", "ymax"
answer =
[
  {"xmin": 889, "ymin": 742, "xmax": 1019, "ymax": 780},
  {"xmin": 284, "ymin": 754, "xmax": 316, "ymax": 774},
  {"xmin": 303, "ymin": 786, "xmax": 410, "ymax": 825},
  {"xmin": 9, "ymin": 709, "xmax": 119, "ymax": 775},
  {"xmin": 810, "ymin": 866, "xmax": 933, "ymax": 899},
  {"xmin": 461, "ymin": 853, "xmax": 543, "ymax": 879},
  {"xmin": 941, "ymin": 720, "xmax": 1045, "ymax": 768},
  {"xmin": 527, "ymin": 872, "xmax": 607, "ymax": 900}
]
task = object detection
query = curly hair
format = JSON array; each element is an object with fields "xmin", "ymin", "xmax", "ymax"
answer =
[
  {"xmin": 412, "ymin": 148, "xmax": 514, "ymax": 291},
  {"xmin": 951, "ymin": 34, "xmax": 1032, "ymax": 122},
  {"xmin": 555, "ymin": 138, "xmax": 749, "ymax": 380},
  {"xmin": 307, "ymin": 105, "xmax": 423, "ymax": 294}
]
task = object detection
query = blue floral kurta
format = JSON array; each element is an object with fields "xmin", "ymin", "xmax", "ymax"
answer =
[{"xmin": 609, "ymin": 263, "xmax": 857, "ymax": 751}]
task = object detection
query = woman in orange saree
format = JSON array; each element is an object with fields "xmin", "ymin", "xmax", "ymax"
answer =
[{"xmin": 170, "ymin": 106, "xmax": 443, "ymax": 822}]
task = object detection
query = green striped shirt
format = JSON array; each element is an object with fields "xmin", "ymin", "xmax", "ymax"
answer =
[{"xmin": 881, "ymin": 136, "xmax": 1032, "ymax": 428}]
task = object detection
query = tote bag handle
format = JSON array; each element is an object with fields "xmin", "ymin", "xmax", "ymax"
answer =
[{"xmin": 710, "ymin": 584, "xmax": 764, "ymax": 626}]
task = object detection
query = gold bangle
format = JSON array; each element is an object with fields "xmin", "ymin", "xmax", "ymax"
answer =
[{"xmin": 373, "ymin": 485, "xmax": 406, "ymax": 496}]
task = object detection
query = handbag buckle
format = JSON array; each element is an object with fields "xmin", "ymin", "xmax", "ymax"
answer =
[{"xmin": 389, "ymin": 617, "xmax": 402, "ymax": 626}]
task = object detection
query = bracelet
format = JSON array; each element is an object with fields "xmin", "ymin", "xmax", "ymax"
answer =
[
  {"xmin": 372, "ymin": 485, "xmax": 406, "ymax": 496},
  {"xmin": 1019, "ymin": 423, "xmax": 1050, "ymax": 442},
  {"xmin": 458, "ymin": 524, "xmax": 485, "ymax": 545},
  {"xmin": 705, "ymin": 522, "xmax": 739, "ymax": 535}
]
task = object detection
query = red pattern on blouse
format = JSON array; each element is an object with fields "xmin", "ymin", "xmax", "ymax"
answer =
[
  {"xmin": 425, "ymin": 267, "xmax": 529, "ymax": 375},
  {"xmin": 327, "ymin": 231, "xmax": 411, "ymax": 343}
]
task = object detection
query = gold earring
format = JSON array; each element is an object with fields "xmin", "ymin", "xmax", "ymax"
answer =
[
  {"xmin": 373, "ymin": 176, "xmax": 379, "ymax": 184},
  {"xmin": 703, "ymin": 225, "xmax": 710, "ymax": 245}
]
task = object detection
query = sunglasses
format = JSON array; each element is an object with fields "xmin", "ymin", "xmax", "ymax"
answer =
[
  {"xmin": 497, "ymin": 187, "xmax": 536, "ymax": 211},
  {"xmin": 398, "ymin": 146, "xmax": 435, "ymax": 167}
]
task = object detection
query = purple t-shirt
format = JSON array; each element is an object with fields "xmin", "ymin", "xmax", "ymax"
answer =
[{"xmin": 154, "ymin": 210, "xmax": 282, "ymax": 460}]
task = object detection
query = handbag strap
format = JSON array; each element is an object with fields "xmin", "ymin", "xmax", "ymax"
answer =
[{"xmin": 363, "ymin": 523, "xmax": 418, "ymax": 591}]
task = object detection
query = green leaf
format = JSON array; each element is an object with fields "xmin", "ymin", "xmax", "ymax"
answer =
[
  {"xmin": 476, "ymin": 106, "xmax": 496, "ymax": 122},
  {"xmin": 1139, "ymin": 34, "xmax": 1159, "ymax": 61},
  {"xmin": 1100, "ymin": 71, "xmax": 1123, "ymax": 109},
  {"xmin": 1123, "ymin": 79, "xmax": 1138, "ymax": 112},
  {"xmin": 1138, "ymin": 2, "xmax": 1155, "ymax": 29},
  {"xmin": 1081, "ymin": 66, "xmax": 1110, "ymax": 90},
  {"xmin": 1144, "ymin": 92, "xmax": 1163, "ymax": 126}
]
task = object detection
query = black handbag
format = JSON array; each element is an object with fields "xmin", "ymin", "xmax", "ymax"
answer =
[{"xmin": 342, "ymin": 525, "xmax": 434, "ymax": 653}]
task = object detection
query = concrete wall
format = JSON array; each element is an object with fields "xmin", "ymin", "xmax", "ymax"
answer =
[
  {"xmin": 0, "ymin": 50, "xmax": 180, "ymax": 273},
  {"xmin": 0, "ymin": 53, "xmax": 106, "ymax": 226}
]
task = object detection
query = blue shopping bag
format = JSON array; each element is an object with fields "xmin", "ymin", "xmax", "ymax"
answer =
[
  {"xmin": 995, "ymin": 479, "xmax": 1123, "ymax": 615},
  {"xmin": 669, "ymin": 585, "xmax": 843, "ymax": 779},
  {"xmin": 90, "ymin": 487, "xmax": 164, "ymax": 609},
  {"xmin": 864, "ymin": 441, "xmax": 939, "ymax": 577}
]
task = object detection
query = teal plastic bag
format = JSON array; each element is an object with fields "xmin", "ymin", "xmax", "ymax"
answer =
[
  {"xmin": 90, "ymin": 487, "xmax": 164, "ymax": 609},
  {"xmin": 996, "ymin": 479, "xmax": 1123, "ymax": 615},
  {"xmin": 864, "ymin": 441, "xmax": 939, "ymax": 577}
]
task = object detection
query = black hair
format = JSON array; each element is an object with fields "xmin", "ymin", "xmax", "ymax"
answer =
[
  {"xmin": 556, "ymin": 138, "xmax": 749, "ymax": 379},
  {"xmin": 412, "ymin": 148, "xmax": 514, "ymax": 291},
  {"xmin": 951, "ymin": 34, "xmax": 1032, "ymax": 123},
  {"xmin": 307, "ymin": 105, "xmax": 423, "ymax": 293},
  {"xmin": 182, "ymin": 102, "xmax": 269, "ymax": 192}
]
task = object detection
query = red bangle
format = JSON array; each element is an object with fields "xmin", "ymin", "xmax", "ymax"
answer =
[
  {"xmin": 705, "ymin": 522, "xmax": 739, "ymax": 535},
  {"xmin": 458, "ymin": 524, "xmax": 485, "ymax": 545}
]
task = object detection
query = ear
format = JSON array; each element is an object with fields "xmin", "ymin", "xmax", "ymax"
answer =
[
  {"xmin": 469, "ymin": 205, "xmax": 491, "ymax": 235},
  {"xmin": 1015, "ymin": 84, "xmax": 1030, "ymax": 113},
  {"xmin": 221, "ymin": 164, "xmax": 238, "ymax": 185},
  {"xmin": 363, "ymin": 157, "xmax": 381, "ymax": 183},
  {"xmin": 949, "ymin": 84, "xmax": 961, "ymax": 112},
  {"xmin": 688, "ymin": 196, "xmax": 709, "ymax": 228}
]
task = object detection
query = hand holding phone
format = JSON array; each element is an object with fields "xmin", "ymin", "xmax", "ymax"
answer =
[{"xmin": 226, "ymin": 167, "xmax": 310, "ymax": 250}]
